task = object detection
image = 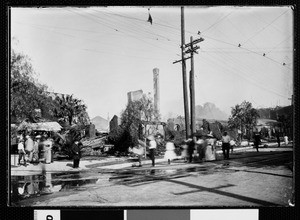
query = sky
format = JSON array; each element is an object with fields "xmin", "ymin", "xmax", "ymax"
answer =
[{"xmin": 10, "ymin": 6, "xmax": 294, "ymax": 120}]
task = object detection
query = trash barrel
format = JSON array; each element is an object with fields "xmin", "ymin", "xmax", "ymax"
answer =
[{"xmin": 11, "ymin": 154, "xmax": 18, "ymax": 166}]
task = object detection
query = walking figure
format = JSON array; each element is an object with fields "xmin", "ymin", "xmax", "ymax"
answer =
[
  {"xmin": 25, "ymin": 135, "xmax": 34, "ymax": 163},
  {"xmin": 18, "ymin": 139, "xmax": 27, "ymax": 166},
  {"xmin": 147, "ymin": 135, "xmax": 157, "ymax": 167},
  {"xmin": 276, "ymin": 131, "xmax": 280, "ymax": 147},
  {"xmin": 187, "ymin": 136, "xmax": 195, "ymax": 163},
  {"xmin": 221, "ymin": 131, "xmax": 230, "ymax": 160},
  {"xmin": 205, "ymin": 133, "xmax": 216, "ymax": 161},
  {"xmin": 164, "ymin": 135, "xmax": 177, "ymax": 165},
  {"xmin": 254, "ymin": 132, "xmax": 260, "ymax": 152},
  {"xmin": 181, "ymin": 140, "xmax": 189, "ymax": 162},
  {"xmin": 72, "ymin": 141, "xmax": 82, "ymax": 168},
  {"xmin": 132, "ymin": 139, "xmax": 146, "ymax": 167}
]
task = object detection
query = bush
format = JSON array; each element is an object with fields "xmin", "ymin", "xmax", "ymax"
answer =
[{"xmin": 107, "ymin": 126, "xmax": 131, "ymax": 153}]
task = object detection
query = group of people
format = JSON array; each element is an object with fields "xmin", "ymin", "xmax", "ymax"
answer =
[
  {"xmin": 17, "ymin": 133, "xmax": 53, "ymax": 166},
  {"xmin": 133, "ymin": 131, "xmax": 240, "ymax": 167},
  {"xmin": 182, "ymin": 132, "xmax": 218, "ymax": 163}
]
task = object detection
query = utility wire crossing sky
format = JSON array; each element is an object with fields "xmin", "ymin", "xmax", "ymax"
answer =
[{"xmin": 10, "ymin": 6, "xmax": 294, "ymax": 120}]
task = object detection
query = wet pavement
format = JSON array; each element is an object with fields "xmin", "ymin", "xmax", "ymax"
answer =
[{"xmin": 9, "ymin": 146, "xmax": 293, "ymax": 207}]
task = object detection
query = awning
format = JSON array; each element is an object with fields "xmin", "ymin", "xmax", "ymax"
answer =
[
  {"xmin": 16, "ymin": 121, "xmax": 62, "ymax": 131},
  {"xmin": 32, "ymin": 122, "xmax": 62, "ymax": 131}
]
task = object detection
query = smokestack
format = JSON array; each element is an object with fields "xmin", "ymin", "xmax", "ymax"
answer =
[{"xmin": 153, "ymin": 68, "xmax": 160, "ymax": 116}]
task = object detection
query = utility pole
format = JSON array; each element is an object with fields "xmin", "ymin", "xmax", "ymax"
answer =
[
  {"xmin": 185, "ymin": 36, "xmax": 203, "ymax": 135},
  {"xmin": 180, "ymin": 7, "xmax": 190, "ymax": 139},
  {"xmin": 172, "ymin": 7, "xmax": 190, "ymax": 139},
  {"xmin": 173, "ymin": 7, "xmax": 204, "ymax": 139},
  {"xmin": 189, "ymin": 36, "xmax": 196, "ymax": 135}
]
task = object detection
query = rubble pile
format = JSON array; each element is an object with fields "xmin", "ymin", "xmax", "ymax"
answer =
[{"xmin": 81, "ymin": 136, "xmax": 106, "ymax": 156}]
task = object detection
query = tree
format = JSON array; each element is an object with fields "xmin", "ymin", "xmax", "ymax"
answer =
[
  {"xmin": 116, "ymin": 94, "xmax": 157, "ymax": 151},
  {"xmin": 53, "ymin": 94, "xmax": 89, "ymax": 126},
  {"xmin": 11, "ymin": 49, "xmax": 53, "ymax": 122},
  {"xmin": 228, "ymin": 101, "xmax": 259, "ymax": 140},
  {"xmin": 202, "ymin": 119, "xmax": 210, "ymax": 132}
]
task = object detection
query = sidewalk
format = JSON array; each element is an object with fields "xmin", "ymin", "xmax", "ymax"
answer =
[{"xmin": 10, "ymin": 144, "xmax": 292, "ymax": 175}]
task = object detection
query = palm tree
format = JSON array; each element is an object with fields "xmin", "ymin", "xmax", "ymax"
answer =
[{"xmin": 54, "ymin": 94, "xmax": 88, "ymax": 126}]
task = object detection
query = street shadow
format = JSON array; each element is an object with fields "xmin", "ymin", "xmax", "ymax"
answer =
[
  {"xmin": 166, "ymin": 179, "xmax": 280, "ymax": 206},
  {"xmin": 224, "ymin": 168, "xmax": 292, "ymax": 178},
  {"xmin": 173, "ymin": 183, "xmax": 235, "ymax": 195},
  {"xmin": 211, "ymin": 151, "xmax": 292, "ymax": 170},
  {"xmin": 109, "ymin": 168, "xmax": 191, "ymax": 187}
]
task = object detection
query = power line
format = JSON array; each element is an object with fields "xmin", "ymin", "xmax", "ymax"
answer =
[
  {"xmin": 81, "ymin": 7, "xmax": 292, "ymax": 70},
  {"xmin": 12, "ymin": 21, "xmax": 176, "ymax": 61},
  {"xmin": 197, "ymin": 49, "xmax": 290, "ymax": 99},
  {"xmin": 201, "ymin": 11, "xmax": 234, "ymax": 33},
  {"xmin": 242, "ymin": 9, "xmax": 290, "ymax": 46},
  {"xmin": 266, "ymin": 34, "xmax": 293, "ymax": 55},
  {"xmin": 202, "ymin": 34, "xmax": 293, "ymax": 70},
  {"xmin": 95, "ymin": 8, "xmax": 174, "ymax": 42},
  {"xmin": 66, "ymin": 8, "xmax": 180, "ymax": 55}
]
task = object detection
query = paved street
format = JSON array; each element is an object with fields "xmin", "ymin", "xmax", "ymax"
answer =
[{"xmin": 10, "ymin": 146, "xmax": 293, "ymax": 207}]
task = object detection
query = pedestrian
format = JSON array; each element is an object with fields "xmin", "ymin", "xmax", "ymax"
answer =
[
  {"xmin": 276, "ymin": 131, "xmax": 280, "ymax": 147},
  {"xmin": 25, "ymin": 135, "xmax": 34, "ymax": 163},
  {"xmin": 48, "ymin": 136, "xmax": 54, "ymax": 163},
  {"xmin": 43, "ymin": 136, "xmax": 52, "ymax": 164},
  {"xmin": 164, "ymin": 135, "xmax": 177, "ymax": 164},
  {"xmin": 134, "ymin": 139, "xmax": 146, "ymax": 167},
  {"xmin": 32, "ymin": 135, "xmax": 41, "ymax": 163},
  {"xmin": 147, "ymin": 135, "xmax": 157, "ymax": 167},
  {"xmin": 205, "ymin": 133, "xmax": 216, "ymax": 161},
  {"xmin": 196, "ymin": 137, "xmax": 206, "ymax": 162},
  {"xmin": 72, "ymin": 141, "xmax": 81, "ymax": 168},
  {"xmin": 254, "ymin": 132, "xmax": 260, "ymax": 152},
  {"xmin": 284, "ymin": 135, "xmax": 289, "ymax": 146},
  {"xmin": 39, "ymin": 135, "xmax": 46, "ymax": 162},
  {"xmin": 221, "ymin": 131, "xmax": 231, "ymax": 160},
  {"xmin": 18, "ymin": 139, "xmax": 27, "ymax": 166},
  {"xmin": 181, "ymin": 140, "xmax": 189, "ymax": 162},
  {"xmin": 187, "ymin": 136, "xmax": 195, "ymax": 163}
]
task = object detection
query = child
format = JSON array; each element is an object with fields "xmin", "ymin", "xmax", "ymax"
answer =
[{"xmin": 229, "ymin": 139, "xmax": 237, "ymax": 154}]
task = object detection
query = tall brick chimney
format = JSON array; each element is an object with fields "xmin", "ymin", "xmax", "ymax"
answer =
[{"xmin": 153, "ymin": 68, "xmax": 160, "ymax": 116}]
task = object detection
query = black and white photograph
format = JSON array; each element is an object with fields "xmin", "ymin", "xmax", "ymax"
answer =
[{"xmin": 8, "ymin": 6, "xmax": 294, "ymax": 207}]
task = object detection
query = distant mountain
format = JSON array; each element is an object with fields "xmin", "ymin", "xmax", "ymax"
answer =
[
  {"xmin": 195, "ymin": 102, "xmax": 229, "ymax": 121},
  {"xmin": 91, "ymin": 116, "xmax": 109, "ymax": 132}
]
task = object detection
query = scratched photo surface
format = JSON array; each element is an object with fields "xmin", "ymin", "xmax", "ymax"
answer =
[{"xmin": 9, "ymin": 6, "xmax": 294, "ymax": 207}]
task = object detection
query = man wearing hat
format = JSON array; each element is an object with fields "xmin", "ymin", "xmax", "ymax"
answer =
[{"xmin": 147, "ymin": 135, "xmax": 157, "ymax": 167}]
